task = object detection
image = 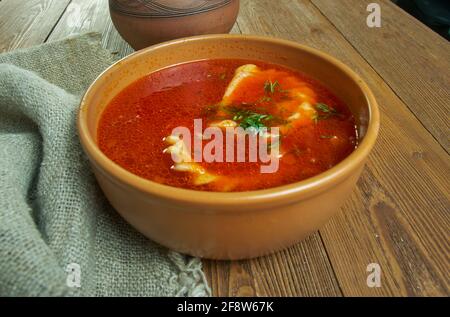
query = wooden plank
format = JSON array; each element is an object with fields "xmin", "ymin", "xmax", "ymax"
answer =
[
  {"xmin": 236, "ymin": 0, "xmax": 449, "ymax": 296},
  {"xmin": 231, "ymin": 21, "xmax": 242, "ymax": 34},
  {"xmin": 46, "ymin": 0, "xmax": 133, "ymax": 58},
  {"xmin": 251, "ymin": 234, "xmax": 342, "ymax": 296},
  {"xmin": 47, "ymin": 0, "xmax": 109, "ymax": 40},
  {"xmin": 312, "ymin": 0, "xmax": 450, "ymax": 152},
  {"xmin": 0, "ymin": 0, "xmax": 71, "ymax": 53},
  {"xmin": 204, "ymin": 234, "xmax": 342, "ymax": 296},
  {"xmin": 204, "ymin": 259, "xmax": 257, "ymax": 297}
]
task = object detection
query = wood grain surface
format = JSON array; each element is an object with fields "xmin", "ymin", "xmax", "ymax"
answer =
[
  {"xmin": 312, "ymin": 0, "xmax": 450, "ymax": 152},
  {"xmin": 0, "ymin": 0, "xmax": 448, "ymax": 297},
  {"xmin": 0, "ymin": 0, "xmax": 71, "ymax": 53},
  {"xmin": 47, "ymin": 0, "xmax": 133, "ymax": 57}
]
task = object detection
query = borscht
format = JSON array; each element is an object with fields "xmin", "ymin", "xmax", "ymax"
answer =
[{"xmin": 98, "ymin": 59, "xmax": 358, "ymax": 192}]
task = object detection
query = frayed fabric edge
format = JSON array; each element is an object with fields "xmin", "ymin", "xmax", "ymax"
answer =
[{"xmin": 168, "ymin": 251, "xmax": 211, "ymax": 297}]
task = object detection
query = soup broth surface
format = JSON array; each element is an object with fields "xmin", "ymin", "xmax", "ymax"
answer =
[{"xmin": 98, "ymin": 59, "xmax": 358, "ymax": 192}]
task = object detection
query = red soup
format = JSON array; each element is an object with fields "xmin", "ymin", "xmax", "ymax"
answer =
[{"xmin": 98, "ymin": 59, "xmax": 358, "ymax": 192}]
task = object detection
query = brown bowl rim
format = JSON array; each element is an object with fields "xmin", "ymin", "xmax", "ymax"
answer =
[{"xmin": 78, "ymin": 34, "xmax": 380, "ymax": 207}]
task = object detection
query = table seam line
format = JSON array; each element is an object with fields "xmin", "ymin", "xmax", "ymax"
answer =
[
  {"xmin": 43, "ymin": 0, "xmax": 73, "ymax": 44},
  {"xmin": 318, "ymin": 230, "xmax": 345, "ymax": 297}
]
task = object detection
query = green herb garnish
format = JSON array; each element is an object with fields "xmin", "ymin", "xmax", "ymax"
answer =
[
  {"xmin": 264, "ymin": 80, "xmax": 280, "ymax": 94},
  {"xmin": 313, "ymin": 102, "xmax": 340, "ymax": 123},
  {"xmin": 206, "ymin": 104, "xmax": 287, "ymax": 133},
  {"xmin": 226, "ymin": 107, "xmax": 273, "ymax": 132},
  {"xmin": 236, "ymin": 111, "xmax": 272, "ymax": 130},
  {"xmin": 219, "ymin": 73, "xmax": 227, "ymax": 80},
  {"xmin": 316, "ymin": 103, "xmax": 337, "ymax": 114},
  {"xmin": 320, "ymin": 135, "xmax": 336, "ymax": 139}
]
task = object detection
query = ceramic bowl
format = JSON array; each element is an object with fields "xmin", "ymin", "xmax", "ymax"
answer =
[
  {"xmin": 78, "ymin": 35, "xmax": 380, "ymax": 260},
  {"xmin": 109, "ymin": 0, "xmax": 240, "ymax": 50}
]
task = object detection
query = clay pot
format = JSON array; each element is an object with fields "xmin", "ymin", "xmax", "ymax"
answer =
[
  {"xmin": 78, "ymin": 35, "xmax": 380, "ymax": 260},
  {"xmin": 109, "ymin": 0, "xmax": 240, "ymax": 50}
]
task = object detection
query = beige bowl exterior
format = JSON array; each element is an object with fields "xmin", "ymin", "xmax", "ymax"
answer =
[{"xmin": 78, "ymin": 35, "xmax": 380, "ymax": 260}]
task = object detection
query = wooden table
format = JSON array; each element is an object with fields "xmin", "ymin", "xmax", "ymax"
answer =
[{"xmin": 1, "ymin": 0, "xmax": 448, "ymax": 297}]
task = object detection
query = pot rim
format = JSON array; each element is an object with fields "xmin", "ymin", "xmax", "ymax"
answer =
[
  {"xmin": 109, "ymin": 0, "xmax": 236, "ymax": 18},
  {"xmin": 78, "ymin": 34, "xmax": 380, "ymax": 207}
]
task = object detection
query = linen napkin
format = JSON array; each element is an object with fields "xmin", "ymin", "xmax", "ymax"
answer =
[{"xmin": 0, "ymin": 33, "xmax": 210, "ymax": 297}]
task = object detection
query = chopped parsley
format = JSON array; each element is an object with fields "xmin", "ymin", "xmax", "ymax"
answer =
[
  {"xmin": 316, "ymin": 103, "xmax": 338, "ymax": 114},
  {"xmin": 203, "ymin": 102, "xmax": 287, "ymax": 133},
  {"xmin": 264, "ymin": 80, "xmax": 280, "ymax": 94},
  {"xmin": 231, "ymin": 108, "xmax": 273, "ymax": 131},
  {"xmin": 313, "ymin": 102, "xmax": 341, "ymax": 123}
]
